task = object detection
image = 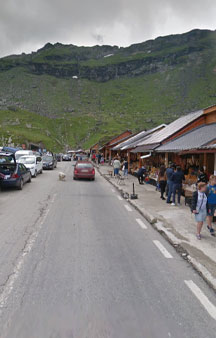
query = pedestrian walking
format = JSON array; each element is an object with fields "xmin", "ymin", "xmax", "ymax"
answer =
[
  {"xmin": 158, "ymin": 165, "xmax": 167, "ymax": 200},
  {"xmin": 113, "ymin": 157, "xmax": 121, "ymax": 176},
  {"xmin": 123, "ymin": 159, "xmax": 128, "ymax": 177},
  {"xmin": 206, "ymin": 175, "xmax": 216, "ymax": 235},
  {"xmin": 92, "ymin": 153, "xmax": 96, "ymax": 163},
  {"xmin": 171, "ymin": 166, "xmax": 185, "ymax": 206},
  {"xmin": 191, "ymin": 182, "xmax": 208, "ymax": 240},
  {"xmin": 137, "ymin": 166, "xmax": 146, "ymax": 184},
  {"xmin": 98, "ymin": 153, "xmax": 101, "ymax": 165},
  {"xmin": 166, "ymin": 163, "xmax": 175, "ymax": 204}
]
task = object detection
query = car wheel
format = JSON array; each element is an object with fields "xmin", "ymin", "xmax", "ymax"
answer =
[
  {"xmin": 73, "ymin": 177, "xmax": 76, "ymax": 180},
  {"xmin": 28, "ymin": 175, "xmax": 32, "ymax": 183},
  {"xmin": 18, "ymin": 179, "xmax": 24, "ymax": 190}
]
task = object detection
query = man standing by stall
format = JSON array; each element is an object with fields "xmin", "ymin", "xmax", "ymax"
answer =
[
  {"xmin": 171, "ymin": 166, "xmax": 185, "ymax": 206},
  {"xmin": 206, "ymin": 175, "xmax": 216, "ymax": 234},
  {"xmin": 166, "ymin": 163, "xmax": 175, "ymax": 204}
]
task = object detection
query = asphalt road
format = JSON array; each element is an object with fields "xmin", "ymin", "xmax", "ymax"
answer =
[{"xmin": 0, "ymin": 162, "xmax": 216, "ymax": 338}]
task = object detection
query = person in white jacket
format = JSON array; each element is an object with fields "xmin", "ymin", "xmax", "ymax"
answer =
[{"xmin": 113, "ymin": 158, "xmax": 121, "ymax": 176}]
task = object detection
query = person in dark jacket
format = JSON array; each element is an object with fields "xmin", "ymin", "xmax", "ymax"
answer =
[
  {"xmin": 158, "ymin": 165, "xmax": 167, "ymax": 200},
  {"xmin": 197, "ymin": 167, "xmax": 208, "ymax": 184},
  {"xmin": 191, "ymin": 182, "xmax": 208, "ymax": 240},
  {"xmin": 137, "ymin": 166, "xmax": 146, "ymax": 184},
  {"xmin": 171, "ymin": 166, "xmax": 185, "ymax": 206},
  {"xmin": 206, "ymin": 175, "xmax": 216, "ymax": 234},
  {"xmin": 166, "ymin": 164, "xmax": 175, "ymax": 203}
]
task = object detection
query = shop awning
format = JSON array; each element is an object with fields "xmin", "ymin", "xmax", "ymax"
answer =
[
  {"xmin": 156, "ymin": 123, "xmax": 216, "ymax": 153},
  {"xmin": 130, "ymin": 144, "xmax": 160, "ymax": 153}
]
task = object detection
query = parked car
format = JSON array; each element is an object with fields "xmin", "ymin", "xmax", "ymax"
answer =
[
  {"xmin": 62, "ymin": 154, "xmax": 71, "ymax": 161},
  {"xmin": 73, "ymin": 161, "xmax": 95, "ymax": 180},
  {"xmin": 0, "ymin": 152, "xmax": 31, "ymax": 190},
  {"xmin": 15, "ymin": 150, "xmax": 34, "ymax": 161},
  {"xmin": 18, "ymin": 155, "xmax": 43, "ymax": 177},
  {"xmin": 42, "ymin": 154, "xmax": 57, "ymax": 170},
  {"xmin": 56, "ymin": 154, "xmax": 62, "ymax": 162}
]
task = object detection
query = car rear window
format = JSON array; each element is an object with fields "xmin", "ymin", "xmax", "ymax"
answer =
[
  {"xmin": 19, "ymin": 157, "xmax": 35, "ymax": 164},
  {"xmin": 0, "ymin": 155, "xmax": 15, "ymax": 165},
  {"xmin": 77, "ymin": 163, "xmax": 93, "ymax": 168}
]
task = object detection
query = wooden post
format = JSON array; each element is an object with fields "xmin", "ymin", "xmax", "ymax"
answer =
[
  {"xmin": 204, "ymin": 153, "xmax": 207, "ymax": 172},
  {"xmin": 214, "ymin": 153, "xmax": 216, "ymax": 175},
  {"xmin": 109, "ymin": 148, "xmax": 111, "ymax": 161},
  {"xmin": 128, "ymin": 151, "xmax": 131, "ymax": 172},
  {"xmin": 165, "ymin": 152, "xmax": 168, "ymax": 167}
]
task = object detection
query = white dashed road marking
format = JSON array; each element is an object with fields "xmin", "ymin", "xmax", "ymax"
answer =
[
  {"xmin": 185, "ymin": 280, "xmax": 216, "ymax": 321},
  {"xmin": 111, "ymin": 189, "xmax": 115, "ymax": 193},
  {"xmin": 117, "ymin": 196, "xmax": 123, "ymax": 201},
  {"xmin": 124, "ymin": 204, "xmax": 132, "ymax": 212},
  {"xmin": 153, "ymin": 240, "xmax": 173, "ymax": 259},
  {"xmin": 136, "ymin": 218, "xmax": 147, "ymax": 229}
]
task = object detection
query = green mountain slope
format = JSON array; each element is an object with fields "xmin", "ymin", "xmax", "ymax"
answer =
[{"xmin": 0, "ymin": 29, "xmax": 216, "ymax": 150}]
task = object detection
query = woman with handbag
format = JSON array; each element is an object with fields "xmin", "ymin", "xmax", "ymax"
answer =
[{"xmin": 191, "ymin": 182, "xmax": 208, "ymax": 240}]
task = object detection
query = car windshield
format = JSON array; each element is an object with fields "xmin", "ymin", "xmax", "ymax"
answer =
[
  {"xmin": 77, "ymin": 163, "xmax": 93, "ymax": 168},
  {"xmin": 43, "ymin": 156, "xmax": 53, "ymax": 162},
  {"xmin": 19, "ymin": 157, "xmax": 35, "ymax": 164},
  {"xmin": 0, "ymin": 155, "xmax": 15, "ymax": 165}
]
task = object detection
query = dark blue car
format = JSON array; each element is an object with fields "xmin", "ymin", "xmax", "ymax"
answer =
[{"xmin": 0, "ymin": 152, "xmax": 31, "ymax": 190}]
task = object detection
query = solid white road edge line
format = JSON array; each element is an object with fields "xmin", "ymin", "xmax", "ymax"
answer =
[
  {"xmin": 185, "ymin": 280, "xmax": 216, "ymax": 321},
  {"xmin": 0, "ymin": 193, "xmax": 57, "ymax": 310},
  {"xmin": 124, "ymin": 204, "xmax": 132, "ymax": 212},
  {"xmin": 136, "ymin": 218, "xmax": 147, "ymax": 229},
  {"xmin": 153, "ymin": 240, "xmax": 173, "ymax": 259},
  {"xmin": 117, "ymin": 196, "xmax": 123, "ymax": 201}
]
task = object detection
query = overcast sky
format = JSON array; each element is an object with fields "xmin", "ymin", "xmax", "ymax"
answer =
[{"xmin": 0, "ymin": 0, "xmax": 216, "ymax": 57}]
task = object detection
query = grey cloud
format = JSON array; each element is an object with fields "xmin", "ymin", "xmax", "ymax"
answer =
[{"xmin": 0, "ymin": 0, "xmax": 216, "ymax": 57}]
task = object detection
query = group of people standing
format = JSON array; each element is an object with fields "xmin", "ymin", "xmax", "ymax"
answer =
[
  {"xmin": 113, "ymin": 157, "xmax": 128, "ymax": 176},
  {"xmin": 191, "ymin": 176, "xmax": 216, "ymax": 240},
  {"xmin": 157, "ymin": 163, "xmax": 216, "ymax": 240},
  {"xmin": 92, "ymin": 153, "xmax": 104, "ymax": 165},
  {"xmin": 158, "ymin": 164, "xmax": 185, "ymax": 205}
]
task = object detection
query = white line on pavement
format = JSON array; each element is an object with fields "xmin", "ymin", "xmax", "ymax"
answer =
[
  {"xmin": 111, "ymin": 189, "xmax": 115, "ymax": 193},
  {"xmin": 153, "ymin": 240, "xmax": 173, "ymax": 258},
  {"xmin": 117, "ymin": 196, "xmax": 123, "ymax": 201},
  {"xmin": 124, "ymin": 204, "xmax": 132, "ymax": 212},
  {"xmin": 136, "ymin": 218, "xmax": 147, "ymax": 229},
  {"xmin": 185, "ymin": 280, "xmax": 216, "ymax": 321}
]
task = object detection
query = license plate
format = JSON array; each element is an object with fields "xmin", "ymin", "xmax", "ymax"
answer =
[
  {"xmin": 5, "ymin": 175, "xmax": 11, "ymax": 179},
  {"xmin": 81, "ymin": 170, "xmax": 88, "ymax": 173}
]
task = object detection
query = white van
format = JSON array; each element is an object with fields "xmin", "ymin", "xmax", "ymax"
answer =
[
  {"xmin": 15, "ymin": 150, "xmax": 34, "ymax": 161},
  {"xmin": 18, "ymin": 155, "xmax": 43, "ymax": 177}
]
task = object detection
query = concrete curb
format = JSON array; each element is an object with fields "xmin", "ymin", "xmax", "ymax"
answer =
[{"xmin": 97, "ymin": 166, "xmax": 216, "ymax": 291}]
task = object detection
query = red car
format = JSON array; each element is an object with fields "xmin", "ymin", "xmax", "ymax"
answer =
[{"xmin": 73, "ymin": 161, "xmax": 95, "ymax": 181}]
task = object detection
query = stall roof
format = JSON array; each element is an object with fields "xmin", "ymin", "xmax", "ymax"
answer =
[
  {"xmin": 156, "ymin": 123, "xmax": 216, "ymax": 152},
  {"xmin": 137, "ymin": 109, "xmax": 203, "ymax": 147},
  {"xmin": 112, "ymin": 124, "xmax": 166, "ymax": 151},
  {"xmin": 109, "ymin": 134, "xmax": 133, "ymax": 148},
  {"xmin": 197, "ymin": 143, "xmax": 216, "ymax": 150},
  {"xmin": 131, "ymin": 144, "xmax": 160, "ymax": 153}
]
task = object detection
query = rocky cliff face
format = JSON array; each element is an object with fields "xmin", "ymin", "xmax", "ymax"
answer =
[
  {"xmin": 0, "ymin": 28, "xmax": 216, "ymax": 150},
  {"xmin": 1, "ymin": 29, "xmax": 215, "ymax": 82}
]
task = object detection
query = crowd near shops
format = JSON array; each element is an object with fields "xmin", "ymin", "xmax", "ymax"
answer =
[{"xmin": 90, "ymin": 104, "xmax": 216, "ymax": 240}]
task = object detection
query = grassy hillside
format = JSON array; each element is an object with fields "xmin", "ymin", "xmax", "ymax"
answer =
[{"xmin": 0, "ymin": 29, "xmax": 216, "ymax": 150}]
